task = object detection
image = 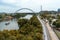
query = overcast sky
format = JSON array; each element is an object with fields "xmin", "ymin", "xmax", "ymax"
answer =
[{"xmin": 0, "ymin": 0, "xmax": 60, "ymax": 13}]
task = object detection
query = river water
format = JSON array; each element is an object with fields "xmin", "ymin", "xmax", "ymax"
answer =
[
  {"xmin": 0, "ymin": 19, "xmax": 19, "ymax": 31},
  {"xmin": 0, "ymin": 15, "xmax": 32, "ymax": 31}
]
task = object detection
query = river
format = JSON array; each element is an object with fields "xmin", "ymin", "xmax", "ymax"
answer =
[
  {"xmin": 0, "ymin": 15, "xmax": 32, "ymax": 31},
  {"xmin": 0, "ymin": 19, "xmax": 19, "ymax": 31}
]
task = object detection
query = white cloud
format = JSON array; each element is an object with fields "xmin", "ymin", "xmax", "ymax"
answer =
[
  {"xmin": 0, "ymin": 5, "xmax": 19, "ymax": 13},
  {"xmin": 1, "ymin": 0, "xmax": 17, "ymax": 4},
  {"xmin": 1, "ymin": 0, "xmax": 42, "ymax": 7},
  {"xmin": 0, "ymin": 0, "xmax": 60, "ymax": 13}
]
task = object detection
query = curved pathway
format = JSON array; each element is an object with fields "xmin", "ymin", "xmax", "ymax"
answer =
[{"xmin": 37, "ymin": 16, "xmax": 51, "ymax": 40}]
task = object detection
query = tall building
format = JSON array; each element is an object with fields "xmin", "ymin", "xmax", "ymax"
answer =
[{"xmin": 58, "ymin": 9, "xmax": 60, "ymax": 13}]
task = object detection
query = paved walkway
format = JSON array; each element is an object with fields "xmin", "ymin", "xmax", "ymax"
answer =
[
  {"xmin": 45, "ymin": 21, "xmax": 59, "ymax": 40},
  {"xmin": 37, "ymin": 16, "xmax": 51, "ymax": 40}
]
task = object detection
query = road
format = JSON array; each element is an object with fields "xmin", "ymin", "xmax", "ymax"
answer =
[
  {"xmin": 37, "ymin": 16, "xmax": 51, "ymax": 40},
  {"xmin": 46, "ymin": 20, "xmax": 59, "ymax": 40},
  {"xmin": 37, "ymin": 15, "xmax": 59, "ymax": 40}
]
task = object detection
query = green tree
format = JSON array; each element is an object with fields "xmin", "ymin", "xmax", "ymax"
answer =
[
  {"xmin": 53, "ymin": 20, "xmax": 60, "ymax": 28},
  {"xmin": 18, "ymin": 19, "xmax": 28, "ymax": 28}
]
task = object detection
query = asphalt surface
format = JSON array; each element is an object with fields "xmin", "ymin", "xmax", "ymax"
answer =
[
  {"xmin": 46, "ymin": 21, "xmax": 59, "ymax": 40},
  {"xmin": 37, "ymin": 16, "xmax": 51, "ymax": 40}
]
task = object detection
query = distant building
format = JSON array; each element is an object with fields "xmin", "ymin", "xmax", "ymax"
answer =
[{"xmin": 58, "ymin": 9, "xmax": 60, "ymax": 13}]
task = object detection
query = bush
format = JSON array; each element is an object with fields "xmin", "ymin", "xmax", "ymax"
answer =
[
  {"xmin": 53, "ymin": 20, "xmax": 60, "ymax": 28},
  {"xmin": 18, "ymin": 19, "xmax": 28, "ymax": 28}
]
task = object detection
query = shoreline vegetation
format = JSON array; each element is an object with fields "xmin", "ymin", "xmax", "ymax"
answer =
[{"xmin": 0, "ymin": 15, "xmax": 43, "ymax": 40}]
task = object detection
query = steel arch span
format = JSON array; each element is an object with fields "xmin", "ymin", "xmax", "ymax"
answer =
[{"xmin": 15, "ymin": 8, "xmax": 35, "ymax": 13}]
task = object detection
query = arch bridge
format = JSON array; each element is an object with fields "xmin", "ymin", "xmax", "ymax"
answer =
[{"xmin": 15, "ymin": 8, "xmax": 35, "ymax": 13}]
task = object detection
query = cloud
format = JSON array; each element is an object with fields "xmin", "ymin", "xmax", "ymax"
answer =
[
  {"xmin": 0, "ymin": 0, "xmax": 60, "ymax": 13},
  {"xmin": 0, "ymin": 5, "xmax": 20, "ymax": 13},
  {"xmin": 0, "ymin": 0, "xmax": 42, "ymax": 12},
  {"xmin": 1, "ymin": 0, "xmax": 41, "ymax": 7},
  {"xmin": 1, "ymin": 0, "xmax": 17, "ymax": 4}
]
